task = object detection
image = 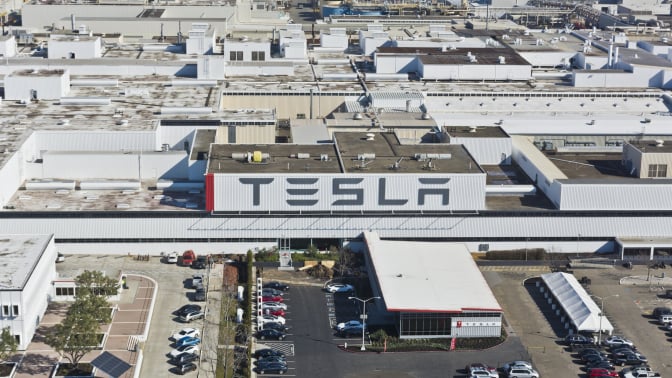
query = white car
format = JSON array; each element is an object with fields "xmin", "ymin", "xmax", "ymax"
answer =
[
  {"xmin": 192, "ymin": 274, "xmax": 203, "ymax": 289},
  {"xmin": 324, "ymin": 283, "xmax": 355, "ymax": 293},
  {"xmin": 602, "ymin": 335, "xmax": 634, "ymax": 347},
  {"xmin": 168, "ymin": 344, "xmax": 199, "ymax": 358},
  {"xmin": 171, "ymin": 327, "xmax": 200, "ymax": 341},
  {"xmin": 335, "ymin": 320, "xmax": 363, "ymax": 331},
  {"xmin": 258, "ymin": 314, "xmax": 286, "ymax": 325},
  {"xmin": 506, "ymin": 367, "xmax": 538, "ymax": 378},
  {"xmin": 471, "ymin": 371, "xmax": 499, "ymax": 378},
  {"xmin": 166, "ymin": 252, "xmax": 178, "ymax": 264},
  {"xmin": 261, "ymin": 302, "xmax": 287, "ymax": 311},
  {"xmin": 623, "ymin": 370, "xmax": 661, "ymax": 378},
  {"xmin": 502, "ymin": 361, "xmax": 533, "ymax": 372}
]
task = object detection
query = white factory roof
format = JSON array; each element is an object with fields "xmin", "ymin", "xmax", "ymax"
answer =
[
  {"xmin": 363, "ymin": 231, "xmax": 501, "ymax": 313},
  {"xmin": 0, "ymin": 234, "xmax": 52, "ymax": 290}
]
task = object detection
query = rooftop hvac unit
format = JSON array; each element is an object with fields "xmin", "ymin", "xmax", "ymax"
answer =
[
  {"xmin": 414, "ymin": 153, "xmax": 451, "ymax": 161},
  {"xmin": 656, "ymin": 139, "xmax": 665, "ymax": 147},
  {"xmin": 469, "ymin": 126, "xmax": 477, "ymax": 133},
  {"xmin": 290, "ymin": 153, "xmax": 310, "ymax": 159},
  {"xmin": 353, "ymin": 113, "xmax": 363, "ymax": 120},
  {"xmin": 357, "ymin": 153, "xmax": 376, "ymax": 160},
  {"xmin": 421, "ymin": 113, "xmax": 431, "ymax": 120},
  {"xmin": 365, "ymin": 133, "xmax": 375, "ymax": 141},
  {"xmin": 320, "ymin": 154, "xmax": 329, "ymax": 161}
]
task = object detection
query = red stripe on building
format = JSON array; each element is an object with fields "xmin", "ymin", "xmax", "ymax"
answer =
[{"xmin": 205, "ymin": 173, "xmax": 215, "ymax": 212}]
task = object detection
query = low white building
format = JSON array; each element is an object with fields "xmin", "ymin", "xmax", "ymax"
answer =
[
  {"xmin": 186, "ymin": 23, "xmax": 216, "ymax": 55},
  {"xmin": 4, "ymin": 69, "xmax": 71, "ymax": 101},
  {"xmin": 0, "ymin": 35, "xmax": 17, "ymax": 58},
  {"xmin": 320, "ymin": 28, "xmax": 348, "ymax": 50},
  {"xmin": 279, "ymin": 24, "xmax": 307, "ymax": 59},
  {"xmin": 0, "ymin": 234, "xmax": 57, "ymax": 350},
  {"xmin": 48, "ymin": 35, "xmax": 102, "ymax": 59},
  {"xmin": 359, "ymin": 24, "xmax": 390, "ymax": 56}
]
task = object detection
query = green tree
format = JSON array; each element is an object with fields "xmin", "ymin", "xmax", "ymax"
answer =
[
  {"xmin": 46, "ymin": 270, "xmax": 119, "ymax": 368},
  {"xmin": 0, "ymin": 327, "xmax": 18, "ymax": 364}
]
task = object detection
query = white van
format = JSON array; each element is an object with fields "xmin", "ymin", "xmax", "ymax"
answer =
[{"xmin": 659, "ymin": 314, "xmax": 672, "ymax": 325}]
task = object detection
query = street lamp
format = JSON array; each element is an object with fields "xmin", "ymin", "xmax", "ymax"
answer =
[
  {"xmin": 348, "ymin": 296, "xmax": 380, "ymax": 351},
  {"xmin": 590, "ymin": 294, "xmax": 619, "ymax": 345}
]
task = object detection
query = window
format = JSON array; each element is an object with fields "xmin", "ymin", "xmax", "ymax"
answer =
[
  {"xmin": 252, "ymin": 51, "xmax": 265, "ymax": 61},
  {"xmin": 56, "ymin": 287, "xmax": 75, "ymax": 296},
  {"xmin": 229, "ymin": 51, "xmax": 243, "ymax": 61},
  {"xmin": 12, "ymin": 306, "xmax": 18, "ymax": 317},
  {"xmin": 2, "ymin": 306, "xmax": 8, "ymax": 317},
  {"xmin": 648, "ymin": 164, "xmax": 668, "ymax": 178}
]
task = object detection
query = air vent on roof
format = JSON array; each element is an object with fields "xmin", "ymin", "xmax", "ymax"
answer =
[
  {"xmin": 58, "ymin": 119, "xmax": 70, "ymax": 126},
  {"xmin": 656, "ymin": 140, "xmax": 664, "ymax": 147},
  {"xmin": 414, "ymin": 153, "xmax": 451, "ymax": 161},
  {"xmin": 357, "ymin": 153, "xmax": 376, "ymax": 160},
  {"xmin": 365, "ymin": 133, "xmax": 375, "ymax": 141},
  {"xmin": 469, "ymin": 126, "xmax": 477, "ymax": 133},
  {"xmin": 320, "ymin": 154, "xmax": 329, "ymax": 161},
  {"xmin": 290, "ymin": 153, "xmax": 310, "ymax": 159},
  {"xmin": 232, "ymin": 151, "xmax": 270, "ymax": 163},
  {"xmin": 353, "ymin": 113, "xmax": 363, "ymax": 120},
  {"xmin": 421, "ymin": 113, "xmax": 431, "ymax": 120}
]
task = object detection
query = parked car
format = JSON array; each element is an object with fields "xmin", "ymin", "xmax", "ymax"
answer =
[
  {"xmin": 262, "ymin": 295, "xmax": 283, "ymax": 303},
  {"xmin": 175, "ymin": 362, "xmax": 198, "ymax": 375},
  {"xmin": 602, "ymin": 335, "xmax": 634, "ymax": 347},
  {"xmin": 506, "ymin": 367, "xmax": 538, "ymax": 378},
  {"xmin": 171, "ymin": 328, "xmax": 200, "ymax": 341},
  {"xmin": 261, "ymin": 301, "xmax": 287, "ymax": 311},
  {"xmin": 585, "ymin": 360, "xmax": 615, "ymax": 371},
  {"xmin": 262, "ymin": 288, "xmax": 283, "ymax": 297},
  {"xmin": 324, "ymin": 282, "xmax": 355, "ymax": 293},
  {"xmin": 169, "ymin": 344, "xmax": 200, "ymax": 358},
  {"xmin": 262, "ymin": 322, "xmax": 289, "ymax": 333},
  {"xmin": 163, "ymin": 252, "xmax": 178, "ymax": 264},
  {"xmin": 466, "ymin": 362, "xmax": 499, "ymax": 378},
  {"xmin": 581, "ymin": 353, "xmax": 608, "ymax": 364},
  {"xmin": 179, "ymin": 310, "xmax": 205, "ymax": 323},
  {"xmin": 253, "ymin": 348, "xmax": 285, "ymax": 359},
  {"xmin": 255, "ymin": 329, "xmax": 287, "ymax": 341},
  {"xmin": 193, "ymin": 288, "xmax": 206, "ymax": 302},
  {"xmin": 337, "ymin": 326, "xmax": 364, "ymax": 338},
  {"xmin": 176, "ymin": 336, "xmax": 201, "ymax": 348},
  {"xmin": 587, "ymin": 368, "xmax": 618, "ymax": 378},
  {"xmin": 259, "ymin": 314, "xmax": 286, "ymax": 325},
  {"xmin": 622, "ymin": 370, "xmax": 661, "ymax": 378},
  {"xmin": 191, "ymin": 274, "xmax": 203, "ymax": 289},
  {"xmin": 614, "ymin": 352, "xmax": 648, "ymax": 366},
  {"xmin": 502, "ymin": 361, "xmax": 533, "ymax": 372},
  {"xmin": 254, "ymin": 361, "xmax": 288, "ymax": 375},
  {"xmin": 193, "ymin": 255, "xmax": 208, "ymax": 269},
  {"xmin": 610, "ymin": 346, "xmax": 637, "ymax": 355},
  {"xmin": 174, "ymin": 305, "xmax": 202, "ymax": 317},
  {"xmin": 254, "ymin": 355, "xmax": 286, "ymax": 365},
  {"xmin": 170, "ymin": 351, "xmax": 199, "ymax": 365},
  {"xmin": 335, "ymin": 320, "xmax": 364, "ymax": 331},
  {"xmin": 565, "ymin": 334, "xmax": 593, "ymax": 345},
  {"xmin": 263, "ymin": 281, "xmax": 289, "ymax": 291},
  {"xmin": 652, "ymin": 307, "xmax": 672, "ymax": 318},
  {"xmin": 579, "ymin": 348, "xmax": 607, "ymax": 359},
  {"xmin": 56, "ymin": 253, "xmax": 65, "ymax": 263},
  {"xmin": 264, "ymin": 308, "xmax": 285, "ymax": 317}
]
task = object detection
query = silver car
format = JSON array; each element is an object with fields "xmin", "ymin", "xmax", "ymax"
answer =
[{"xmin": 507, "ymin": 368, "xmax": 539, "ymax": 378}]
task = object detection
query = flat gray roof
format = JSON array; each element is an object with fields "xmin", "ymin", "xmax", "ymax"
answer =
[
  {"xmin": 335, "ymin": 132, "xmax": 482, "ymax": 174},
  {"xmin": 547, "ymin": 152, "xmax": 635, "ymax": 181},
  {"xmin": 445, "ymin": 126, "xmax": 509, "ymax": 138},
  {"xmin": 629, "ymin": 140, "xmax": 672, "ymax": 154},
  {"xmin": 207, "ymin": 144, "xmax": 341, "ymax": 174},
  {"xmin": 364, "ymin": 231, "xmax": 501, "ymax": 313},
  {"xmin": 0, "ymin": 234, "xmax": 52, "ymax": 290}
]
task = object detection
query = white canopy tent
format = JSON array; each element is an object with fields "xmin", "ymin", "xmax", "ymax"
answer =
[{"xmin": 541, "ymin": 272, "xmax": 614, "ymax": 335}]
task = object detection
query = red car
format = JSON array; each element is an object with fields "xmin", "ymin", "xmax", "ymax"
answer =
[
  {"xmin": 588, "ymin": 368, "xmax": 618, "ymax": 378},
  {"xmin": 265, "ymin": 308, "xmax": 286, "ymax": 317},
  {"xmin": 262, "ymin": 295, "xmax": 283, "ymax": 303}
]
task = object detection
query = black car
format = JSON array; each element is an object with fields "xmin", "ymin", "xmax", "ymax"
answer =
[
  {"xmin": 263, "ymin": 322, "xmax": 288, "ymax": 332},
  {"xmin": 652, "ymin": 307, "xmax": 672, "ymax": 318},
  {"xmin": 610, "ymin": 346, "xmax": 637, "ymax": 355},
  {"xmin": 171, "ymin": 352, "xmax": 199, "ymax": 365},
  {"xmin": 193, "ymin": 288, "xmax": 206, "ymax": 302},
  {"xmin": 253, "ymin": 348, "xmax": 285, "ymax": 359},
  {"xmin": 263, "ymin": 281, "xmax": 290, "ymax": 291},
  {"xmin": 192, "ymin": 256, "xmax": 207, "ymax": 269},
  {"xmin": 565, "ymin": 334, "xmax": 593, "ymax": 346},
  {"xmin": 255, "ymin": 329, "xmax": 286, "ymax": 341},
  {"xmin": 581, "ymin": 354, "xmax": 607, "ymax": 364},
  {"xmin": 254, "ymin": 361, "xmax": 288, "ymax": 375},
  {"xmin": 614, "ymin": 352, "xmax": 647, "ymax": 366},
  {"xmin": 262, "ymin": 288, "xmax": 283, "ymax": 297},
  {"xmin": 578, "ymin": 348, "xmax": 607, "ymax": 358},
  {"xmin": 585, "ymin": 360, "xmax": 615, "ymax": 371},
  {"xmin": 174, "ymin": 304, "xmax": 202, "ymax": 317},
  {"xmin": 175, "ymin": 362, "xmax": 197, "ymax": 375},
  {"xmin": 254, "ymin": 355, "xmax": 287, "ymax": 366}
]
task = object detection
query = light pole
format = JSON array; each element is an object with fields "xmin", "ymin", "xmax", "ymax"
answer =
[
  {"xmin": 348, "ymin": 296, "xmax": 380, "ymax": 351},
  {"xmin": 590, "ymin": 294, "xmax": 618, "ymax": 345}
]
